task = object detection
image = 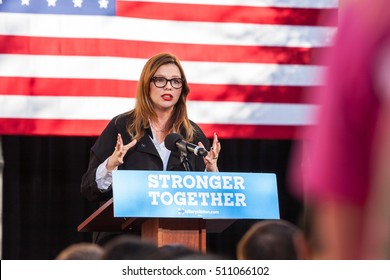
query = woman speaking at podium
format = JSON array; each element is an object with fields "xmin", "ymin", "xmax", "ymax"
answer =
[{"xmin": 80, "ymin": 53, "xmax": 221, "ymax": 244}]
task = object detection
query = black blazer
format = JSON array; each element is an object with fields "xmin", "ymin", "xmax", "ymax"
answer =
[{"xmin": 81, "ymin": 113, "xmax": 210, "ymax": 202}]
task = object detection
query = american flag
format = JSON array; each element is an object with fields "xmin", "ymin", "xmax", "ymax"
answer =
[{"xmin": 0, "ymin": 0, "xmax": 337, "ymax": 139}]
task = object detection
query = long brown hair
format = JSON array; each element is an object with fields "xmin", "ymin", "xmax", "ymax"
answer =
[{"xmin": 124, "ymin": 53, "xmax": 194, "ymax": 141}]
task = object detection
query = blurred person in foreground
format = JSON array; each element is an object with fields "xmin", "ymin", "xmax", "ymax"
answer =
[{"xmin": 290, "ymin": 0, "xmax": 390, "ymax": 259}]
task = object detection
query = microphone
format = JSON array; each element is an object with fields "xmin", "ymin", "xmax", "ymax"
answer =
[{"xmin": 165, "ymin": 133, "xmax": 208, "ymax": 157}]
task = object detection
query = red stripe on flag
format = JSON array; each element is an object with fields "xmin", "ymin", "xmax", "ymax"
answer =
[
  {"xmin": 0, "ymin": 36, "xmax": 323, "ymax": 65},
  {"xmin": 188, "ymin": 84, "xmax": 313, "ymax": 104},
  {"xmin": 0, "ymin": 118, "xmax": 305, "ymax": 139},
  {"xmin": 0, "ymin": 77, "xmax": 314, "ymax": 103},
  {"xmin": 191, "ymin": 123, "xmax": 304, "ymax": 139},
  {"xmin": 0, "ymin": 77, "xmax": 138, "ymax": 98},
  {"xmin": 117, "ymin": 1, "xmax": 338, "ymax": 26}
]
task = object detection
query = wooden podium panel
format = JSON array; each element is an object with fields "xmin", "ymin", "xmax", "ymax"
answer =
[{"xmin": 142, "ymin": 218, "xmax": 206, "ymax": 253}]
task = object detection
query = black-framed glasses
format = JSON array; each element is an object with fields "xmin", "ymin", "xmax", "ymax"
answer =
[{"xmin": 151, "ymin": 76, "xmax": 184, "ymax": 89}]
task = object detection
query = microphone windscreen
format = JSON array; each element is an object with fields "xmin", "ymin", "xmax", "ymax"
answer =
[{"xmin": 164, "ymin": 133, "xmax": 183, "ymax": 152}]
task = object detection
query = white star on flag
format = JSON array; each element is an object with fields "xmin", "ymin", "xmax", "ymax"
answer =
[
  {"xmin": 21, "ymin": 0, "xmax": 30, "ymax": 6},
  {"xmin": 98, "ymin": 0, "xmax": 109, "ymax": 9},
  {"xmin": 73, "ymin": 0, "xmax": 83, "ymax": 8},
  {"xmin": 47, "ymin": 0, "xmax": 57, "ymax": 7}
]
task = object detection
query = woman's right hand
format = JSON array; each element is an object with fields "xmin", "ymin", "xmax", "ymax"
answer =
[{"xmin": 106, "ymin": 133, "xmax": 137, "ymax": 171}]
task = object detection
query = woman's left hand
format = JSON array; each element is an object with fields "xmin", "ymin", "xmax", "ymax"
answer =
[{"xmin": 199, "ymin": 132, "xmax": 221, "ymax": 172}]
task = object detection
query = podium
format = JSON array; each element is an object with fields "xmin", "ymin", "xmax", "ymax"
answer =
[
  {"xmin": 77, "ymin": 198, "xmax": 235, "ymax": 252},
  {"xmin": 78, "ymin": 170, "xmax": 279, "ymax": 253}
]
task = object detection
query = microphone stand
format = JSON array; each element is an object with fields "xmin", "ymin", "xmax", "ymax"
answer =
[{"xmin": 180, "ymin": 152, "xmax": 192, "ymax": 171}]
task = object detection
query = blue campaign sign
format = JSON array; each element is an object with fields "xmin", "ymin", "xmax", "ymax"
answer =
[{"xmin": 112, "ymin": 170, "xmax": 279, "ymax": 219}]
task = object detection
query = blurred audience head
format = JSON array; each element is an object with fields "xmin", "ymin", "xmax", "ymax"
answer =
[
  {"xmin": 236, "ymin": 219, "xmax": 310, "ymax": 260},
  {"xmin": 102, "ymin": 235, "xmax": 160, "ymax": 260},
  {"xmin": 55, "ymin": 242, "xmax": 105, "ymax": 260},
  {"xmin": 154, "ymin": 244, "xmax": 197, "ymax": 259}
]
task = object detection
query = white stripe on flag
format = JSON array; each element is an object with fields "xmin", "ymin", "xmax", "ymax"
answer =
[
  {"xmin": 0, "ymin": 95, "xmax": 135, "ymax": 120},
  {"xmin": 0, "ymin": 54, "xmax": 325, "ymax": 86},
  {"xmin": 0, "ymin": 95, "xmax": 316, "ymax": 125},
  {"xmin": 187, "ymin": 100, "xmax": 316, "ymax": 125},
  {"xmin": 0, "ymin": 13, "xmax": 336, "ymax": 47}
]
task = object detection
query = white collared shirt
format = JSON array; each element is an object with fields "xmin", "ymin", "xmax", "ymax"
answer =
[{"xmin": 95, "ymin": 131, "xmax": 171, "ymax": 191}]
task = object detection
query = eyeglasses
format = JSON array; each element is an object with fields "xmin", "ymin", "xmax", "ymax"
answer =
[{"xmin": 151, "ymin": 76, "xmax": 184, "ymax": 89}]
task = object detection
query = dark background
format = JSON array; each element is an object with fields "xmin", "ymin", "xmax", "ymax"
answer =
[{"xmin": 1, "ymin": 136, "xmax": 302, "ymax": 259}]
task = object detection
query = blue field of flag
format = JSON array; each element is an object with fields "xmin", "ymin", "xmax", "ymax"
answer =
[{"xmin": 0, "ymin": 0, "xmax": 116, "ymax": 16}]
